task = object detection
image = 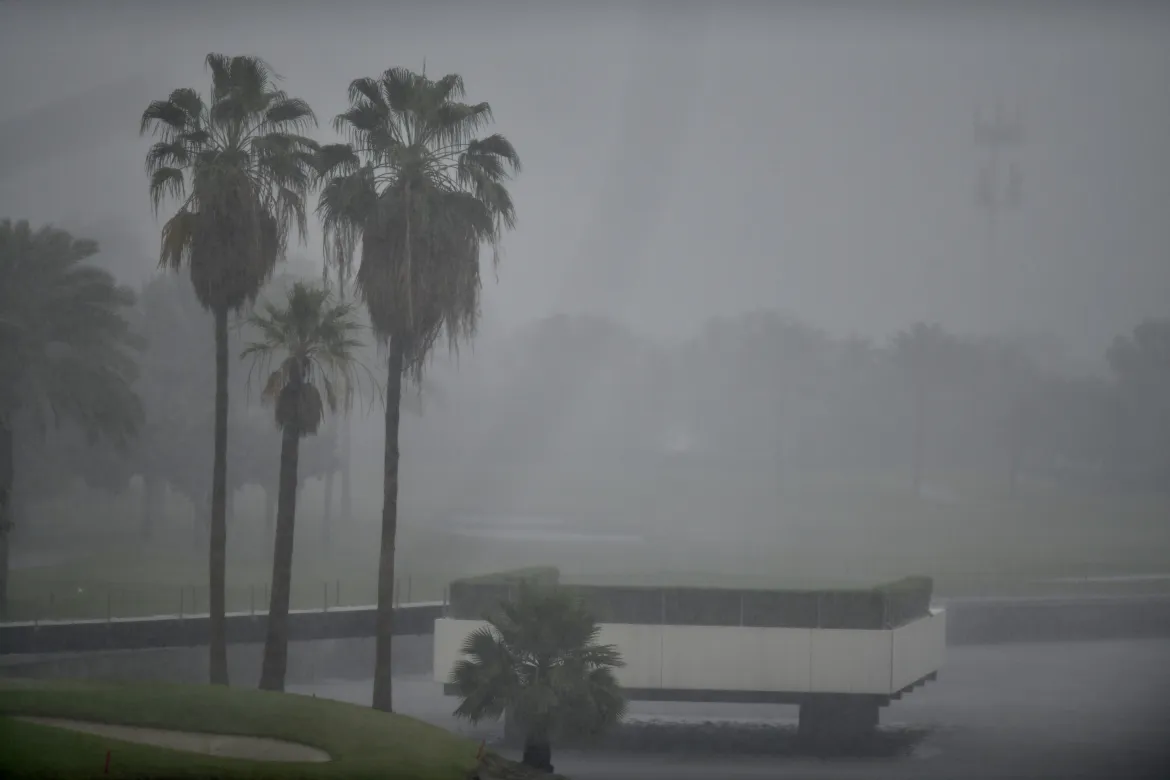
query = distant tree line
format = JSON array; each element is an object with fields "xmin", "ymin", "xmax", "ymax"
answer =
[{"xmin": 415, "ymin": 310, "xmax": 1170, "ymax": 499}]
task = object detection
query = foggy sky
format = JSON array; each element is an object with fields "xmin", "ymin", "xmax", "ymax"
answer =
[{"xmin": 1, "ymin": 1, "xmax": 1167, "ymax": 361}]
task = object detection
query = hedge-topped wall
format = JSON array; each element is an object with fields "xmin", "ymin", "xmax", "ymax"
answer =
[
  {"xmin": 447, "ymin": 567, "xmax": 561, "ymax": 620},
  {"xmin": 447, "ymin": 568, "xmax": 932, "ymax": 630}
]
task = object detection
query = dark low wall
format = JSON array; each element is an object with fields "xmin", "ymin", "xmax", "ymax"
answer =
[
  {"xmin": 447, "ymin": 568, "xmax": 934, "ymax": 630},
  {"xmin": 447, "ymin": 567, "xmax": 560, "ymax": 621},
  {"xmin": 446, "ymin": 568, "xmax": 1169, "ymax": 644},
  {"xmin": 0, "ymin": 604, "xmax": 442, "ymax": 655},
  {"xmin": 561, "ymin": 579, "xmax": 933, "ymax": 630}
]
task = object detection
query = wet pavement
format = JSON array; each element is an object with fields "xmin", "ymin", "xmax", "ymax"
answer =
[{"xmin": 290, "ymin": 639, "xmax": 1170, "ymax": 779}]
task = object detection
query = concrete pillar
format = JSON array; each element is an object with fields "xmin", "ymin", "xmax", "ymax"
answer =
[{"xmin": 798, "ymin": 694, "xmax": 880, "ymax": 752}]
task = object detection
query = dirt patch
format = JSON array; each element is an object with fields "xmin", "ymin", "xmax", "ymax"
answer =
[{"xmin": 16, "ymin": 716, "xmax": 331, "ymax": 763}]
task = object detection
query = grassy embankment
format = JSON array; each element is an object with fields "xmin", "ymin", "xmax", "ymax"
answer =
[{"xmin": 0, "ymin": 677, "xmax": 553, "ymax": 779}]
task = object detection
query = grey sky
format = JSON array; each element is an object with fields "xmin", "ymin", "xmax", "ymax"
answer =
[{"xmin": 1, "ymin": 1, "xmax": 1167, "ymax": 361}]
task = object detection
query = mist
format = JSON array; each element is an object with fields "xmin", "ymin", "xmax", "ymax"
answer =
[
  {"xmin": 2, "ymin": 2, "xmax": 1169, "ymax": 778},
  {"xmin": 3, "ymin": 3, "xmax": 1168, "ymax": 354}
]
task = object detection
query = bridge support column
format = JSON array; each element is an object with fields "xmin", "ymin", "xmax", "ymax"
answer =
[{"xmin": 798, "ymin": 694, "xmax": 880, "ymax": 751}]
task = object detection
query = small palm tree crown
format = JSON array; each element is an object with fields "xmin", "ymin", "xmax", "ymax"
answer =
[
  {"xmin": 242, "ymin": 282, "xmax": 366, "ymax": 437},
  {"xmin": 0, "ymin": 219, "xmax": 143, "ymax": 443},
  {"xmin": 140, "ymin": 54, "xmax": 318, "ymax": 313},
  {"xmin": 316, "ymin": 66, "xmax": 521, "ymax": 373},
  {"xmin": 451, "ymin": 582, "xmax": 627, "ymax": 740}
]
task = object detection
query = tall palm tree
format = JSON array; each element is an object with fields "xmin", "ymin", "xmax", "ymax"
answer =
[
  {"xmin": 0, "ymin": 220, "xmax": 143, "ymax": 619},
  {"xmin": 450, "ymin": 582, "xmax": 626, "ymax": 773},
  {"xmin": 140, "ymin": 54, "xmax": 317, "ymax": 684},
  {"xmin": 243, "ymin": 282, "xmax": 364, "ymax": 691},
  {"xmin": 317, "ymin": 67, "xmax": 520, "ymax": 711}
]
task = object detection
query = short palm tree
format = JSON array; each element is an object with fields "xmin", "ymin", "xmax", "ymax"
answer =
[
  {"xmin": 140, "ymin": 53, "xmax": 317, "ymax": 684},
  {"xmin": 0, "ymin": 219, "xmax": 143, "ymax": 618},
  {"xmin": 317, "ymin": 66, "xmax": 520, "ymax": 711},
  {"xmin": 451, "ymin": 583, "xmax": 626, "ymax": 773},
  {"xmin": 242, "ymin": 281, "xmax": 365, "ymax": 691}
]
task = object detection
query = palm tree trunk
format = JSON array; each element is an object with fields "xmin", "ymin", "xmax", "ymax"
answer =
[
  {"xmin": 321, "ymin": 467, "xmax": 334, "ymax": 550},
  {"xmin": 340, "ymin": 415, "xmax": 352, "ymax": 526},
  {"xmin": 371, "ymin": 341, "xmax": 405, "ymax": 712},
  {"xmin": 521, "ymin": 729, "xmax": 554, "ymax": 772},
  {"xmin": 264, "ymin": 485, "xmax": 275, "ymax": 536},
  {"xmin": 209, "ymin": 306, "xmax": 230, "ymax": 686},
  {"xmin": 404, "ymin": 187, "xmax": 413, "ymax": 328},
  {"xmin": 193, "ymin": 490, "xmax": 209, "ymax": 551},
  {"xmin": 259, "ymin": 424, "xmax": 300, "ymax": 691},
  {"xmin": 0, "ymin": 421, "xmax": 13, "ymax": 622}
]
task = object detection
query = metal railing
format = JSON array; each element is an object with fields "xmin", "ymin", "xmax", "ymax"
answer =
[{"xmin": 2, "ymin": 574, "xmax": 458, "ymax": 625}]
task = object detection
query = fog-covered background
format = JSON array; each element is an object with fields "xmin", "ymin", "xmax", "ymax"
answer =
[{"xmin": 2, "ymin": 1, "xmax": 1168, "ymax": 615}]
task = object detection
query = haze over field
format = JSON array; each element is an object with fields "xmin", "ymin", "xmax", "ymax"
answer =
[
  {"xmin": 2, "ymin": 2, "xmax": 1167, "ymax": 354},
  {"xmin": 2, "ymin": 3, "xmax": 1168, "ymax": 597},
  {"xmin": 2, "ymin": 3, "xmax": 1170, "ymax": 778}
]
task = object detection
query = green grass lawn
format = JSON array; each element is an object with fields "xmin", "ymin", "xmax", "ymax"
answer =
[{"xmin": 0, "ymin": 678, "xmax": 502, "ymax": 779}]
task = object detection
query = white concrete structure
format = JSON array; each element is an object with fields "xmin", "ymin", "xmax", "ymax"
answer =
[{"xmin": 433, "ymin": 608, "xmax": 945, "ymax": 699}]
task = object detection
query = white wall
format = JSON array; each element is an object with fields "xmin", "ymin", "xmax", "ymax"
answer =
[
  {"xmin": 659, "ymin": 625, "xmax": 813, "ymax": 692},
  {"xmin": 809, "ymin": 628, "xmax": 895, "ymax": 694},
  {"xmin": 601, "ymin": 624, "xmax": 664, "ymax": 689},
  {"xmin": 433, "ymin": 610, "xmax": 946, "ymax": 696},
  {"xmin": 891, "ymin": 608, "xmax": 947, "ymax": 692}
]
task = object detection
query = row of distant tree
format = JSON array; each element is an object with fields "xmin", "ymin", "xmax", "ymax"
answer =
[
  {"xmin": 13, "ymin": 285, "xmax": 1167, "ymax": 552},
  {"xmin": 411, "ymin": 310, "xmax": 1170, "ymax": 498},
  {"xmin": 8, "ymin": 272, "xmax": 349, "ymax": 540}
]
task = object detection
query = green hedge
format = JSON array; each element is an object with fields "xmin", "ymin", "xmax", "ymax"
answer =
[
  {"xmin": 565, "ymin": 585, "xmax": 669, "ymax": 624},
  {"xmin": 447, "ymin": 567, "xmax": 560, "ymax": 620},
  {"xmin": 875, "ymin": 576, "xmax": 934, "ymax": 629}
]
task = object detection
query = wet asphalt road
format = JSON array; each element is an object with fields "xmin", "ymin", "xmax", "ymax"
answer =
[{"xmin": 291, "ymin": 638, "xmax": 1170, "ymax": 780}]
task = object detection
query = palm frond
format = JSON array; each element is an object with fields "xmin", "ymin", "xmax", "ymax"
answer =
[
  {"xmin": 347, "ymin": 77, "xmax": 386, "ymax": 109},
  {"xmin": 314, "ymin": 143, "xmax": 362, "ymax": 177},
  {"xmin": 318, "ymin": 65, "xmax": 520, "ymax": 378},
  {"xmin": 264, "ymin": 97, "xmax": 316, "ymax": 132},
  {"xmin": 143, "ymin": 53, "xmax": 318, "ymax": 313},
  {"xmin": 139, "ymin": 88, "xmax": 204, "ymax": 137},
  {"xmin": 158, "ymin": 209, "xmax": 198, "ymax": 273},
  {"xmin": 241, "ymin": 280, "xmax": 368, "ymax": 436},
  {"xmin": 449, "ymin": 582, "xmax": 626, "ymax": 740},
  {"xmin": 1, "ymin": 220, "xmax": 143, "ymax": 447},
  {"xmin": 148, "ymin": 168, "xmax": 187, "ymax": 215},
  {"xmin": 317, "ymin": 164, "xmax": 376, "ymax": 274}
]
